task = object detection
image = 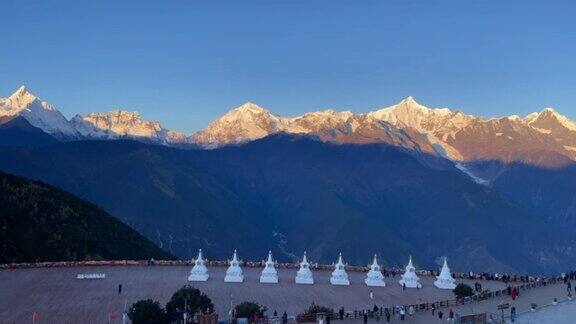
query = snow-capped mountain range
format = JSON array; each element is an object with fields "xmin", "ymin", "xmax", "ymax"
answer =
[{"xmin": 2, "ymin": 85, "xmax": 576, "ymax": 166}]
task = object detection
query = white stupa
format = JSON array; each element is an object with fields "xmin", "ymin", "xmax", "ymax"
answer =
[
  {"xmin": 364, "ymin": 254, "xmax": 386, "ymax": 287},
  {"xmin": 434, "ymin": 257, "xmax": 457, "ymax": 289},
  {"xmin": 330, "ymin": 253, "xmax": 350, "ymax": 286},
  {"xmin": 224, "ymin": 250, "xmax": 244, "ymax": 283},
  {"xmin": 295, "ymin": 251, "xmax": 314, "ymax": 284},
  {"xmin": 188, "ymin": 249, "xmax": 209, "ymax": 282},
  {"xmin": 398, "ymin": 256, "xmax": 422, "ymax": 288},
  {"xmin": 259, "ymin": 251, "xmax": 279, "ymax": 283}
]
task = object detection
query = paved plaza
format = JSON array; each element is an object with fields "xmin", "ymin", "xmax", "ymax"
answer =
[
  {"xmin": 2, "ymin": 265, "xmax": 572, "ymax": 323},
  {"xmin": 0, "ymin": 265, "xmax": 506, "ymax": 323},
  {"xmin": 516, "ymin": 299, "xmax": 576, "ymax": 324}
]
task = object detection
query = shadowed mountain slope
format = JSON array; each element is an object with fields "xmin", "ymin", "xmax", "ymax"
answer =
[
  {"xmin": 0, "ymin": 116, "xmax": 58, "ymax": 147},
  {"xmin": 0, "ymin": 135, "xmax": 572, "ymax": 273}
]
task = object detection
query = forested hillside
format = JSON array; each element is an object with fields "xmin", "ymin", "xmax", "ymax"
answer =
[{"xmin": 0, "ymin": 171, "xmax": 174, "ymax": 263}]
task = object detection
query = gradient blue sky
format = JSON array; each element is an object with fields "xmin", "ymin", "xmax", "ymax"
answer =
[{"xmin": 2, "ymin": 0, "xmax": 575, "ymax": 133}]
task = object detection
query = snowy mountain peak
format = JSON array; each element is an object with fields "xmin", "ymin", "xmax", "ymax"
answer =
[
  {"xmin": 400, "ymin": 95, "xmax": 418, "ymax": 105},
  {"xmin": 193, "ymin": 102, "xmax": 283, "ymax": 146},
  {"xmin": 235, "ymin": 102, "xmax": 267, "ymax": 113},
  {"xmin": 397, "ymin": 96, "xmax": 433, "ymax": 111},
  {"xmin": 526, "ymin": 107, "xmax": 564, "ymax": 120},
  {"xmin": 526, "ymin": 107, "xmax": 576, "ymax": 133},
  {"xmin": 4, "ymin": 85, "xmax": 40, "ymax": 109},
  {"xmin": 84, "ymin": 110, "xmax": 144, "ymax": 122},
  {"xmin": 11, "ymin": 85, "xmax": 32, "ymax": 98},
  {"xmin": 368, "ymin": 96, "xmax": 455, "ymax": 127},
  {"xmin": 218, "ymin": 102, "xmax": 275, "ymax": 124},
  {"xmin": 0, "ymin": 86, "xmax": 77, "ymax": 137},
  {"xmin": 301, "ymin": 109, "xmax": 353, "ymax": 119},
  {"xmin": 70, "ymin": 109, "xmax": 187, "ymax": 144}
]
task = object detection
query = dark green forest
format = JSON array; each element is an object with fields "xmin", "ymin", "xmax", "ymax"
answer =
[{"xmin": 0, "ymin": 171, "xmax": 173, "ymax": 263}]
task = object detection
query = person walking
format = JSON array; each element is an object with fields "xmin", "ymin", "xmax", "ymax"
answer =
[
  {"xmin": 282, "ymin": 311, "xmax": 288, "ymax": 324},
  {"xmin": 118, "ymin": 284, "xmax": 122, "ymax": 295},
  {"xmin": 448, "ymin": 308, "xmax": 454, "ymax": 322},
  {"xmin": 402, "ymin": 283, "xmax": 406, "ymax": 291},
  {"xmin": 431, "ymin": 303, "xmax": 436, "ymax": 316},
  {"xmin": 408, "ymin": 305, "xmax": 414, "ymax": 317},
  {"xmin": 438, "ymin": 310, "xmax": 443, "ymax": 323},
  {"xmin": 370, "ymin": 290, "xmax": 374, "ymax": 300},
  {"xmin": 363, "ymin": 311, "xmax": 368, "ymax": 324},
  {"xmin": 384, "ymin": 308, "xmax": 391, "ymax": 323},
  {"xmin": 399, "ymin": 307, "xmax": 405, "ymax": 321}
]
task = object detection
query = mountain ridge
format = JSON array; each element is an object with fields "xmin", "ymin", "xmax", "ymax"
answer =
[
  {"xmin": 3, "ymin": 85, "xmax": 576, "ymax": 187},
  {"xmin": 3, "ymin": 86, "xmax": 575, "ymax": 169}
]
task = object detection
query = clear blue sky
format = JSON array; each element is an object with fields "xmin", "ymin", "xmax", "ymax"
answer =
[{"xmin": 1, "ymin": 0, "xmax": 575, "ymax": 133}]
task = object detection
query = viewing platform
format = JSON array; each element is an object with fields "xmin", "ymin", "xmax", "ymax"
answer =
[{"xmin": 0, "ymin": 261, "xmax": 529, "ymax": 323}]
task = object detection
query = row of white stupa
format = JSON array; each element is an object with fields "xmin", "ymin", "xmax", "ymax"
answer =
[{"xmin": 188, "ymin": 249, "xmax": 457, "ymax": 289}]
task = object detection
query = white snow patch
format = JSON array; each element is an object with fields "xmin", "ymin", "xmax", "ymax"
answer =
[
  {"xmin": 454, "ymin": 163, "xmax": 489, "ymax": 185},
  {"xmin": 532, "ymin": 127, "xmax": 552, "ymax": 134}
]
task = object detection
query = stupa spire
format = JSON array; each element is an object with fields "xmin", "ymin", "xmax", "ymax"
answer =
[
  {"xmin": 365, "ymin": 254, "xmax": 386, "ymax": 287},
  {"xmin": 330, "ymin": 252, "xmax": 350, "ymax": 286},
  {"xmin": 434, "ymin": 257, "xmax": 457, "ymax": 289},
  {"xmin": 260, "ymin": 250, "xmax": 279, "ymax": 283},
  {"xmin": 267, "ymin": 250, "xmax": 273, "ymax": 263},
  {"xmin": 188, "ymin": 248, "xmax": 209, "ymax": 282},
  {"xmin": 399, "ymin": 255, "xmax": 422, "ymax": 288},
  {"xmin": 296, "ymin": 251, "xmax": 314, "ymax": 284},
  {"xmin": 224, "ymin": 249, "xmax": 244, "ymax": 283}
]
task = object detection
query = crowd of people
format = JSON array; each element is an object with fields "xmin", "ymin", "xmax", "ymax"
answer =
[{"xmin": 0, "ymin": 257, "xmax": 567, "ymax": 283}]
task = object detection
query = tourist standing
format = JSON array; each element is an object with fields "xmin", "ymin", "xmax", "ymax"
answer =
[
  {"xmin": 118, "ymin": 284, "xmax": 122, "ymax": 295},
  {"xmin": 402, "ymin": 283, "xmax": 406, "ymax": 291},
  {"xmin": 384, "ymin": 308, "xmax": 391, "ymax": 323},
  {"xmin": 448, "ymin": 308, "xmax": 454, "ymax": 322},
  {"xmin": 438, "ymin": 310, "xmax": 443, "ymax": 323},
  {"xmin": 431, "ymin": 303, "xmax": 436, "ymax": 316},
  {"xmin": 370, "ymin": 290, "xmax": 374, "ymax": 300},
  {"xmin": 282, "ymin": 312, "xmax": 288, "ymax": 324},
  {"xmin": 363, "ymin": 311, "xmax": 368, "ymax": 324},
  {"xmin": 408, "ymin": 305, "xmax": 414, "ymax": 317},
  {"xmin": 399, "ymin": 307, "xmax": 405, "ymax": 321}
]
